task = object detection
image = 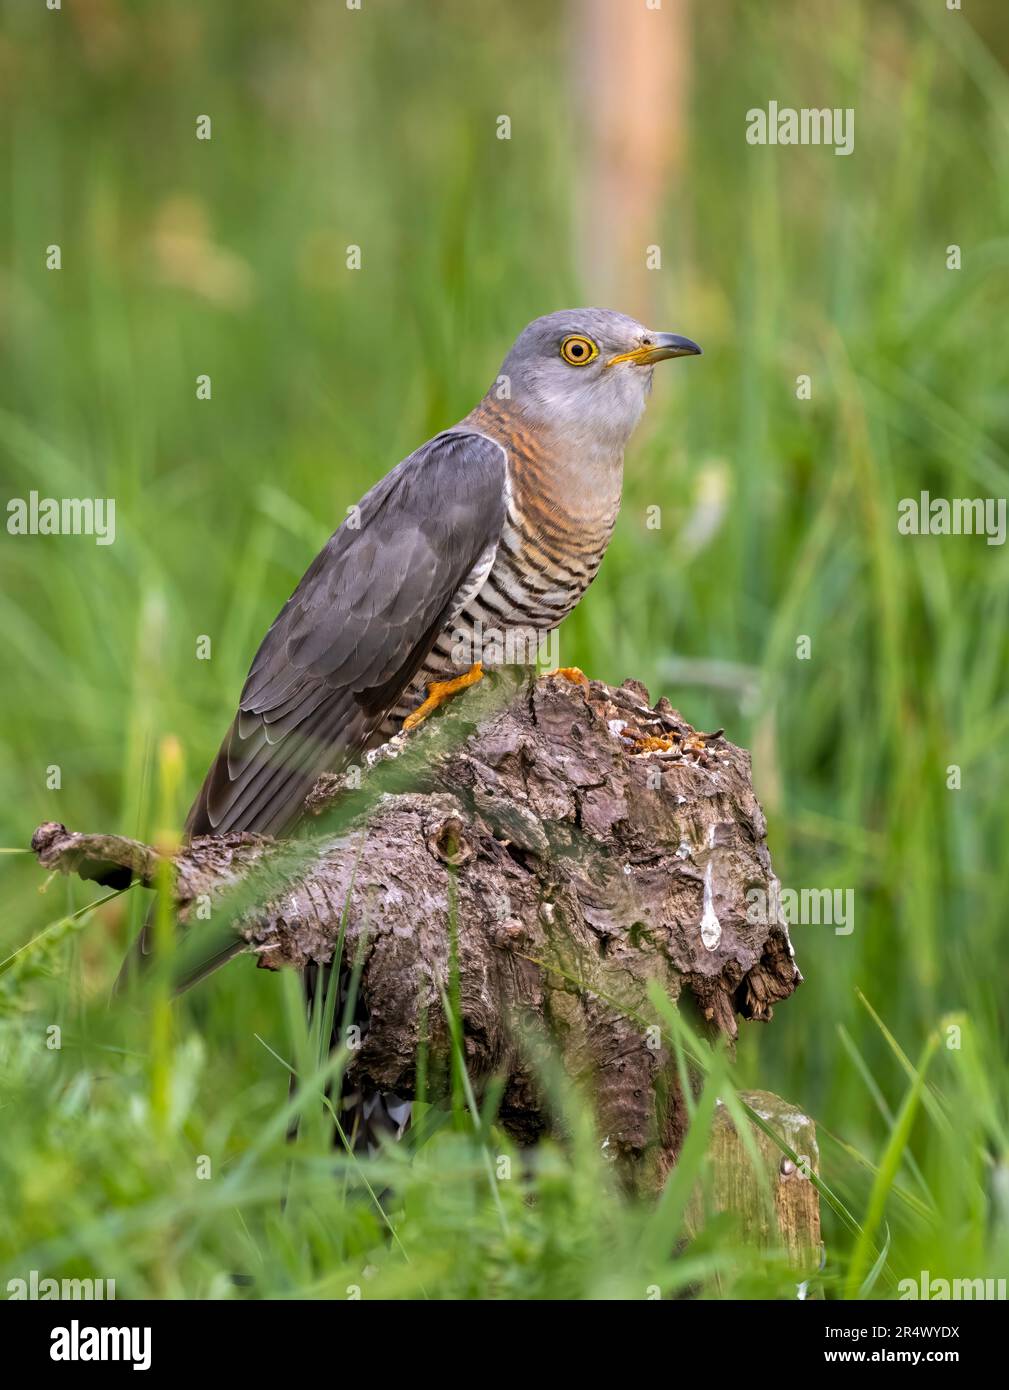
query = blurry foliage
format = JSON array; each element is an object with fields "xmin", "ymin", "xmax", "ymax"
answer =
[{"xmin": 0, "ymin": 0, "xmax": 1007, "ymax": 1297}]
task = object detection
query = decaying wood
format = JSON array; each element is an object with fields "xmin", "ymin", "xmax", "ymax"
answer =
[
  {"xmin": 689, "ymin": 1091, "xmax": 822, "ymax": 1277},
  {"xmin": 31, "ymin": 670, "xmax": 802, "ymax": 1190}
]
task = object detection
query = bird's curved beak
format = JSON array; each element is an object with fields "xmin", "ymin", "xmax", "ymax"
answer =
[{"xmin": 606, "ymin": 333, "xmax": 703, "ymax": 368}]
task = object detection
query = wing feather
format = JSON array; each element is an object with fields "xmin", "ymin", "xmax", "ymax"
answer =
[{"xmin": 186, "ymin": 429, "xmax": 506, "ymax": 838}]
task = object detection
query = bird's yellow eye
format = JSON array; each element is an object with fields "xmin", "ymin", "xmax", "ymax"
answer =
[{"xmin": 560, "ymin": 334, "xmax": 599, "ymax": 366}]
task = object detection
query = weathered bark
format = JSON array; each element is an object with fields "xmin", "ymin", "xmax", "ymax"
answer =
[{"xmin": 31, "ymin": 671, "xmax": 801, "ymax": 1190}]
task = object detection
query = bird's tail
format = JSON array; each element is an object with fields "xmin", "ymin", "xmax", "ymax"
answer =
[
  {"xmin": 300, "ymin": 961, "xmax": 412, "ymax": 1153},
  {"xmin": 114, "ymin": 897, "xmax": 244, "ymax": 997}
]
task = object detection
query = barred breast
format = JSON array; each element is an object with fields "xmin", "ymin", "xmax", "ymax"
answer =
[{"xmin": 380, "ymin": 400, "xmax": 622, "ymax": 735}]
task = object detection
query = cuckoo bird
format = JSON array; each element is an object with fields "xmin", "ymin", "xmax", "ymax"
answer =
[{"xmin": 118, "ymin": 309, "xmax": 700, "ymax": 1129}]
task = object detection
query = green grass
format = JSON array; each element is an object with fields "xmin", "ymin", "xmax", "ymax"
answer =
[{"xmin": 1, "ymin": 0, "xmax": 1007, "ymax": 1298}]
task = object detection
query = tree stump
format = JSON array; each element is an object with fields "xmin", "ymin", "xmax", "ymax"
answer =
[{"xmin": 31, "ymin": 671, "xmax": 803, "ymax": 1194}]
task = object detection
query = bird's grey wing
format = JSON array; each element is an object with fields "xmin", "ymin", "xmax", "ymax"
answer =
[{"xmin": 186, "ymin": 429, "xmax": 507, "ymax": 839}]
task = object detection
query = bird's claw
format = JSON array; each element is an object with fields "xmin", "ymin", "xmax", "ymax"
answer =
[
  {"xmin": 542, "ymin": 666, "xmax": 590, "ymax": 689},
  {"xmin": 402, "ymin": 662, "xmax": 484, "ymax": 731}
]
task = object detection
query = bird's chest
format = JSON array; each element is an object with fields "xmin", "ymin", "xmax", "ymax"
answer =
[
  {"xmin": 446, "ymin": 464, "xmax": 617, "ymax": 650},
  {"xmin": 384, "ymin": 438, "xmax": 622, "ymax": 729}
]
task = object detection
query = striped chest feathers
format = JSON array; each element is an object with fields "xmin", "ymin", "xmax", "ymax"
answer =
[
  {"xmin": 461, "ymin": 405, "xmax": 624, "ymax": 635},
  {"xmin": 382, "ymin": 422, "xmax": 622, "ymax": 731}
]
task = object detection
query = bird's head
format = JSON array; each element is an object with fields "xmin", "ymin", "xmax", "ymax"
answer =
[{"xmin": 496, "ymin": 308, "xmax": 701, "ymax": 451}]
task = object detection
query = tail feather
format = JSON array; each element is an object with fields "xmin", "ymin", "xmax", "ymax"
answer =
[
  {"xmin": 303, "ymin": 962, "xmax": 412, "ymax": 1153},
  {"xmin": 114, "ymin": 901, "xmax": 244, "ymax": 996}
]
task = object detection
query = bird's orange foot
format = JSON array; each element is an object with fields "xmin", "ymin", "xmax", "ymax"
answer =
[
  {"xmin": 542, "ymin": 666, "xmax": 590, "ymax": 689},
  {"xmin": 402, "ymin": 662, "xmax": 484, "ymax": 731}
]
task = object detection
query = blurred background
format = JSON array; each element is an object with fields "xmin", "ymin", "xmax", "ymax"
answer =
[{"xmin": 1, "ymin": 0, "xmax": 1007, "ymax": 1298}]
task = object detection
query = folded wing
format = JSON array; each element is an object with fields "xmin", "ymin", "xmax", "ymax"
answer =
[{"xmin": 187, "ymin": 429, "xmax": 507, "ymax": 838}]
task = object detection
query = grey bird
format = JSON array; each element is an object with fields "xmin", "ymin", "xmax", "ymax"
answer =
[{"xmin": 119, "ymin": 309, "xmax": 700, "ymax": 1004}]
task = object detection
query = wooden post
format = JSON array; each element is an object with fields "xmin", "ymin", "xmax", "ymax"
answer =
[{"xmin": 690, "ymin": 1089, "xmax": 821, "ymax": 1275}]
